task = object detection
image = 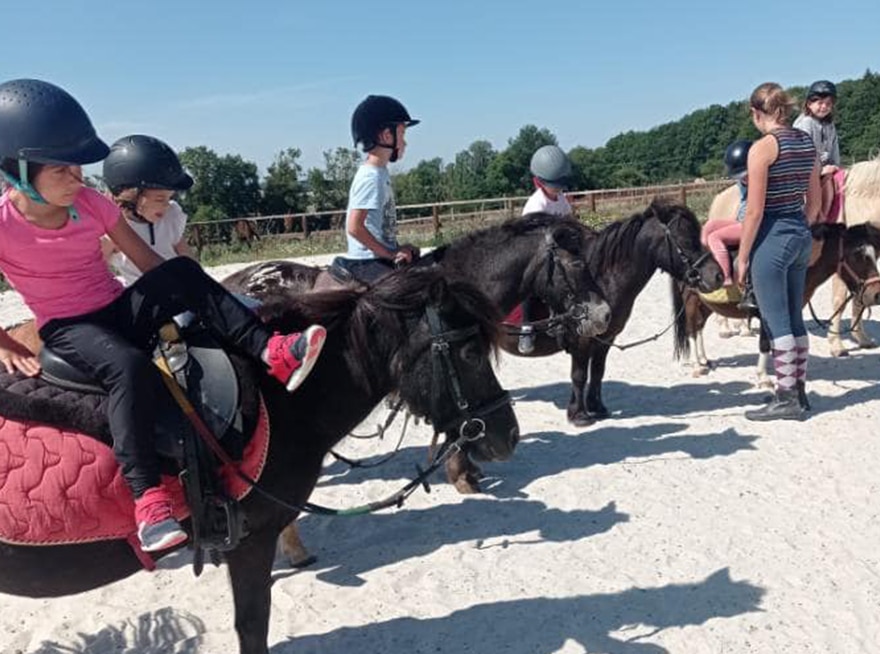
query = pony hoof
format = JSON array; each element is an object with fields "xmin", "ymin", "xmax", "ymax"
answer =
[
  {"xmin": 587, "ymin": 408, "xmax": 610, "ymax": 421},
  {"xmin": 569, "ymin": 412, "xmax": 595, "ymax": 427},
  {"xmin": 858, "ymin": 339, "xmax": 878, "ymax": 350},
  {"xmin": 718, "ymin": 330, "xmax": 735, "ymax": 339},
  {"xmin": 289, "ymin": 554, "xmax": 318, "ymax": 569},
  {"xmin": 830, "ymin": 348, "xmax": 849, "ymax": 358},
  {"xmin": 691, "ymin": 365, "xmax": 709, "ymax": 377},
  {"xmin": 453, "ymin": 477, "xmax": 481, "ymax": 494}
]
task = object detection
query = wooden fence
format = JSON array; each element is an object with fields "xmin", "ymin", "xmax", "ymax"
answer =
[{"xmin": 185, "ymin": 179, "xmax": 733, "ymax": 254}]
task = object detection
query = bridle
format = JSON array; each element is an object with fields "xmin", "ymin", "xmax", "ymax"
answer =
[
  {"xmin": 538, "ymin": 233, "xmax": 594, "ymax": 336},
  {"xmin": 836, "ymin": 236, "xmax": 880, "ymax": 306},
  {"xmin": 424, "ymin": 305, "xmax": 511, "ymax": 441},
  {"xmin": 661, "ymin": 216, "xmax": 712, "ymax": 288}
]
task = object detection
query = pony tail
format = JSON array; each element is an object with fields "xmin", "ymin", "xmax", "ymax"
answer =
[{"xmin": 671, "ymin": 278, "xmax": 690, "ymax": 360}]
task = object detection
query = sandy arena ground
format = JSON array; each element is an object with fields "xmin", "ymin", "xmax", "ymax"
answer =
[{"xmin": 1, "ymin": 254, "xmax": 878, "ymax": 654}]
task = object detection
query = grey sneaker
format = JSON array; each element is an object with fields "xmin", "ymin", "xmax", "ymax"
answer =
[{"xmin": 138, "ymin": 517, "xmax": 188, "ymax": 552}]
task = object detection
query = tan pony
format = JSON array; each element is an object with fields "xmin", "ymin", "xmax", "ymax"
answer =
[{"xmin": 707, "ymin": 153, "xmax": 880, "ymax": 355}]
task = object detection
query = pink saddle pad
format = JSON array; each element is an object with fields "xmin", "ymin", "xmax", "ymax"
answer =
[{"xmin": 0, "ymin": 398, "xmax": 269, "ymax": 549}]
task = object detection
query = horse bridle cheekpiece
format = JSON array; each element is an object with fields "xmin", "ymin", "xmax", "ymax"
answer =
[
  {"xmin": 424, "ymin": 305, "xmax": 511, "ymax": 442},
  {"xmin": 542, "ymin": 232, "xmax": 591, "ymax": 335},
  {"xmin": 662, "ymin": 216, "xmax": 711, "ymax": 287}
]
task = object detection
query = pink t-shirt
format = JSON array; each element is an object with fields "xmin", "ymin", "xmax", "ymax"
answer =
[{"xmin": 0, "ymin": 187, "xmax": 125, "ymax": 328}]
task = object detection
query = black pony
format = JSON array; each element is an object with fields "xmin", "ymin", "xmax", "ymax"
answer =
[
  {"xmin": 0, "ymin": 268, "xmax": 519, "ymax": 654},
  {"xmin": 223, "ymin": 213, "xmax": 612, "ymax": 341},
  {"xmin": 500, "ymin": 199, "xmax": 723, "ymax": 425}
]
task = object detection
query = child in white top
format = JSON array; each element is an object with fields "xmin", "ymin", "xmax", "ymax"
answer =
[
  {"xmin": 101, "ymin": 135, "xmax": 195, "ymax": 285},
  {"xmin": 522, "ymin": 145, "xmax": 573, "ymax": 217}
]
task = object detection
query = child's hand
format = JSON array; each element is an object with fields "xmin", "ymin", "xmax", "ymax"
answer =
[
  {"xmin": 393, "ymin": 244, "xmax": 420, "ymax": 266},
  {"xmin": 821, "ymin": 164, "xmax": 838, "ymax": 176},
  {"xmin": 736, "ymin": 257, "xmax": 749, "ymax": 287},
  {"xmin": 0, "ymin": 340, "xmax": 41, "ymax": 377}
]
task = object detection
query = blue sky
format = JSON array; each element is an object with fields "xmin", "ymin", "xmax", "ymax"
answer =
[{"xmin": 6, "ymin": 0, "xmax": 878, "ymax": 173}]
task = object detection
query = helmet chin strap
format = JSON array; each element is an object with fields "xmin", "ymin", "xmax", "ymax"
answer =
[
  {"xmin": 1, "ymin": 160, "xmax": 81, "ymax": 221},
  {"xmin": 375, "ymin": 128, "xmax": 400, "ymax": 162}
]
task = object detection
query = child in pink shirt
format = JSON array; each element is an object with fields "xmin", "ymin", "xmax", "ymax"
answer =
[{"xmin": 0, "ymin": 79, "xmax": 326, "ymax": 553}]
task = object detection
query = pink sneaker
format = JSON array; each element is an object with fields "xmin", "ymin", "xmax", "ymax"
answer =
[
  {"xmin": 134, "ymin": 486, "xmax": 187, "ymax": 552},
  {"xmin": 265, "ymin": 325, "xmax": 327, "ymax": 392}
]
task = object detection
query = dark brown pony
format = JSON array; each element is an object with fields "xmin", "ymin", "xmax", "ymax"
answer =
[
  {"xmin": 0, "ymin": 268, "xmax": 519, "ymax": 654},
  {"xmin": 673, "ymin": 222, "xmax": 880, "ymax": 386}
]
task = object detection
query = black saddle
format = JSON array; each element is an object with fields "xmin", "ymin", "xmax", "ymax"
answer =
[{"xmin": 39, "ymin": 326, "xmax": 244, "ymax": 462}]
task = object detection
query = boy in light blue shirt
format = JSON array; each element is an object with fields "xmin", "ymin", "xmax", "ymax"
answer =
[{"xmin": 342, "ymin": 95, "xmax": 420, "ymax": 283}]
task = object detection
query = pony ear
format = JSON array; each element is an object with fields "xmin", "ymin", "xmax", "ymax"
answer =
[{"xmin": 550, "ymin": 224, "xmax": 583, "ymax": 256}]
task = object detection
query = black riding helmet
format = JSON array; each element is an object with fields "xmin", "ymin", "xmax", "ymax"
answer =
[
  {"xmin": 724, "ymin": 139, "xmax": 752, "ymax": 178},
  {"xmin": 807, "ymin": 80, "xmax": 837, "ymax": 100},
  {"xmin": 103, "ymin": 135, "xmax": 193, "ymax": 196},
  {"xmin": 351, "ymin": 95, "xmax": 419, "ymax": 162},
  {"xmin": 0, "ymin": 78, "xmax": 109, "ymax": 202}
]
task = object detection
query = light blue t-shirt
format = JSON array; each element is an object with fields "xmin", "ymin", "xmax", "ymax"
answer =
[{"xmin": 345, "ymin": 164, "xmax": 398, "ymax": 260}]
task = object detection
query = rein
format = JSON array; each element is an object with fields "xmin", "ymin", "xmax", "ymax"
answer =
[{"xmin": 154, "ymin": 302, "xmax": 511, "ymax": 518}]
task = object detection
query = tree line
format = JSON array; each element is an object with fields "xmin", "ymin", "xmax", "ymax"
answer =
[{"xmin": 175, "ymin": 70, "xmax": 880, "ymax": 224}]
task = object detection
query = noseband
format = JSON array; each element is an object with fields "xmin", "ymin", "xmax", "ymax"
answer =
[{"xmin": 424, "ymin": 305, "xmax": 511, "ymax": 442}]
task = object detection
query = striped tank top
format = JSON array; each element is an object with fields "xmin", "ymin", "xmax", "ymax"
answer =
[{"xmin": 764, "ymin": 128, "xmax": 817, "ymax": 216}]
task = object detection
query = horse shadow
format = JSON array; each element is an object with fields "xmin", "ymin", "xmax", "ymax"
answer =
[
  {"xmin": 482, "ymin": 424, "xmax": 758, "ymax": 500},
  {"xmin": 269, "ymin": 568, "xmax": 764, "ymax": 654},
  {"xmin": 287, "ymin": 497, "xmax": 629, "ymax": 587},
  {"xmin": 26, "ymin": 607, "xmax": 204, "ymax": 654},
  {"xmin": 508, "ymin": 378, "xmax": 759, "ymax": 417}
]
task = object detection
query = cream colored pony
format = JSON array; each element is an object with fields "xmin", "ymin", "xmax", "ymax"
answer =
[{"xmin": 706, "ymin": 154, "xmax": 880, "ymax": 356}]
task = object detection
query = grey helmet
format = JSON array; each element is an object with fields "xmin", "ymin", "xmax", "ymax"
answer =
[
  {"xmin": 530, "ymin": 145, "xmax": 572, "ymax": 189},
  {"xmin": 0, "ymin": 78, "xmax": 108, "ymax": 203},
  {"xmin": 724, "ymin": 139, "xmax": 752, "ymax": 178}
]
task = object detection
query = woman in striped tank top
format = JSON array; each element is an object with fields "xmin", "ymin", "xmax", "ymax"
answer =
[{"xmin": 736, "ymin": 82, "xmax": 821, "ymax": 421}]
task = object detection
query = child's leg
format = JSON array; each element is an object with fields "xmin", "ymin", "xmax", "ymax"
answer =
[
  {"xmin": 41, "ymin": 320, "xmax": 164, "ymax": 497},
  {"xmin": 120, "ymin": 258, "xmax": 325, "ymax": 391},
  {"xmin": 704, "ymin": 219, "xmax": 739, "ymax": 285}
]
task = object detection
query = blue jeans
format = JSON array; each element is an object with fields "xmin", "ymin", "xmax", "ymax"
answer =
[{"xmin": 750, "ymin": 213, "xmax": 812, "ymax": 342}]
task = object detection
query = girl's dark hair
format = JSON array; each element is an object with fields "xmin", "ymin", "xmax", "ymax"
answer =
[
  {"xmin": 0, "ymin": 158, "xmax": 44, "ymax": 184},
  {"xmin": 801, "ymin": 97, "xmax": 834, "ymax": 123}
]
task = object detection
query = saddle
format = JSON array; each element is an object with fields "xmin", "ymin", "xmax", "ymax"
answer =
[{"xmin": 35, "ymin": 315, "xmax": 251, "ymax": 566}]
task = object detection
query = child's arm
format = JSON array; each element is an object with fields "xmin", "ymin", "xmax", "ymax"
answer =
[
  {"xmin": 346, "ymin": 209, "xmax": 398, "ymax": 260},
  {"xmin": 0, "ymin": 327, "xmax": 40, "ymax": 376},
  {"xmin": 106, "ymin": 217, "xmax": 164, "ymax": 274}
]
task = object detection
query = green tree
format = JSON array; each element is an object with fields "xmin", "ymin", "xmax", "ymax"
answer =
[
  {"xmin": 178, "ymin": 146, "xmax": 260, "ymax": 219},
  {"xmin": 262, "ymin": 147, "xmax": 305, "ymax": 215},
  {"xmin": 306, "ymin": 147, "xmax": 361, "ymax": 211}
]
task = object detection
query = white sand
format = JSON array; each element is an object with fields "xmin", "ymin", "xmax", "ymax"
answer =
[{"xmin": 1, "ymin": 257, "xmax": 879, "ymax": 654}]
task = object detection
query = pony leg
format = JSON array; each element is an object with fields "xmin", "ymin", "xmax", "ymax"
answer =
[
  {"xmin": 445, "ymin": 448, "xmax": 483, "ymax": 494},
  {"xmin": 716, "ymin": 315, "xmax": 735, "ymax": 339},
  {"xmin": 585, "ymin": 344, "xmax": 611, "ymax": 420},
  {"xmin": 567, "ymin": 348, "xmax": 592, "ymax": 427},
  {"xmin": 829, "ymin": 274, "xmax": 849, "ymax": 357},
  {"xmin": 851, "ymin": 296, "xmax": 878, "ymax": 349},
  {"xmin": 688, "ymin": 333, "xmax": 709, "ymax": 377},
  {"xmin": 278, "ymin": 522, "xmax": 317, "ymax": 568},
  {"xmin": 755, "ymin": 351, "xmax": 773, "ymax": 389},
  {"xmin": 226, "ymin": 529, "xmax": 279, "ymax": 654}
]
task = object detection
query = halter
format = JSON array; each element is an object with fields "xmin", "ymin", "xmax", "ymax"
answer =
[
  {"xmin": 661, "ymin": 218, "xmax": 712, "ymax": 287},
  {"xmin": 424, "ymin": 304, "xmax": 512, "ymax": 439},
  {"xmin": 836, "ymin": 236, "xmax": 880, "ymax": 306},
  {"xmin": 538, "ymin": 233, "xmax": 594, "ymax": 336}
]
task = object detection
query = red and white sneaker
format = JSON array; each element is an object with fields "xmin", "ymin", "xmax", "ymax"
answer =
[
  {"xmin": 134, "ymin": 486, "xmax": 188, "ymax": 553},
  {"xmin": 265, "ymin": 325, "xmax": 327, "ymax": 392}
]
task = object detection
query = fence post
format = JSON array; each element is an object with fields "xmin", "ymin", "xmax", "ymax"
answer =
[
  {"xmin": 301, "ymin": 214, "xmax": 310, "ymax": 239},
  {"xmin": 589, "ymin": 192, "xmax": 597, "ymax": 213},
  {"xmin": 432, "ymin": 204, "xmax": 441, "ymax": 238},
  {"xmin": 679, "ymin": 184, "xmax": 687, "ymax": 205}
]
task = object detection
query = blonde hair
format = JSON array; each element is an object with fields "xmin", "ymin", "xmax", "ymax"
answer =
[{"xmin": 750, "ymin": 82, "xmax": 797, "ymax": 124}]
